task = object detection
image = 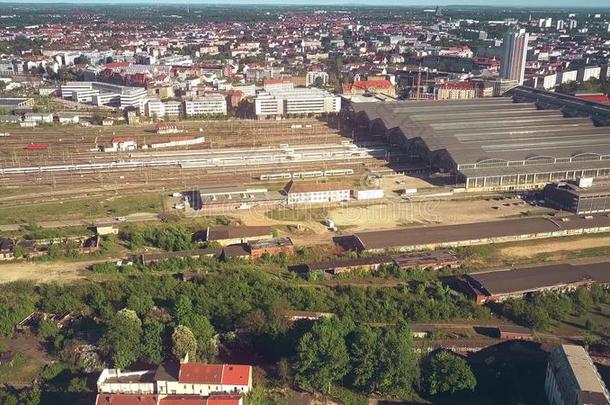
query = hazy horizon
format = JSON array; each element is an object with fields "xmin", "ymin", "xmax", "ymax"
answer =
[{"xmin": 0, "ymin": 0, "xmax": 609, "ymax": 9}]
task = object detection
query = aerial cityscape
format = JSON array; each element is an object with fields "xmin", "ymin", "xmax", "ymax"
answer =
[{"xmin": 0, "ymin": 2, "xmax": 609, "ymax": 405}]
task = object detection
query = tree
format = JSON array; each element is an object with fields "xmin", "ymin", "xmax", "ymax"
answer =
[
  {"xmin": 171, "ymin": 325, "xmax": 197, "ymax": 361},
  {"xmin": 294, "ymin": 318, "xmax": 349, "ymax": 393},
  {"xmin": 348, "ymin": 326, "xmax": 380, "ymax": 392},
  {"xmin": 188, "ymin": 316, "xmax": 217, "ymax": 362},
  {"xmin": 100, "ymin": 309, "xmax": 142, "ymax": 369},
  {"xmin": 127, "ymin": 292, "xmax": 154, "ymax": 317},
  {"xmin": 374, "ymin": 322, "xmax": 419, "ymax": 398},
  {"xmin": 173, "ymin": 295, "xmax": 216, "ymax": 361},
  {"xmin": 574, "ymin": 287, "xmax": 593, "ymax": 315},
  {"xmin": 423, "ymin": 350, "xmax": 476, "ymax": 395},
  {"xmin": 141, "ymin": 320, "xmax": 165, "ymax": 365},
  {"xmin": 37, "ymin": 318, "xmax": 59, "ymax": 340}
]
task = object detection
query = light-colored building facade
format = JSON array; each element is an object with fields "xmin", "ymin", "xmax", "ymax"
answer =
[
  {"xmin": 500, "ymin": 28, "xmax": 529, "ymax": 85},
  {"xmin": 184, "ymin": 95, "xmax": 227, "ymax": 117},
  {"xmin": 545, "ymin": 344, "xmax": 610, "ymax": 405},
  {"xmin": 98, "ymin": 362, "xmax": 253, "ymax": 398},
  {"xmin": 254, "ymin": 87, "xmax": 340, "ymax": 118},
  {"xmin": 283, "ymin": 181, "xmax": 351, "ymax": 205}
]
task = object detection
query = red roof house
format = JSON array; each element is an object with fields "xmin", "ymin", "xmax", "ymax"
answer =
[
  {"xmin": 179, "ymin": 363, "xmax": 223, "ymax": 384},
  {"xmin": 95, "ymin": 394, "xmax": 158, "ymax": 405},
  {"xmin": 220, "ymin": 365, "xmax": 252, "ymax": 386}
]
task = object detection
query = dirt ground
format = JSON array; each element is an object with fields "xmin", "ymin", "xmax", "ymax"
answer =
[
  {"xmin": 327, "ymin": 197, "xmax": 549, "ymax": 232},
  {"xmin": 499, "ymin": 235, "xmax": 610, "ymax": 260},
  {"xmin": 0, "ymin": 258, "xmax": 109, "ymax": 284}
]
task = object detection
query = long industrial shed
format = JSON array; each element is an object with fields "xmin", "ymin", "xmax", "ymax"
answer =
[
  {"xmin": 345, "ymin": 86, "xmax": 610, "ymax": 191},
  {"xmin": 336, "ymin": 214, "xmax": 610, "ymax": 252}
]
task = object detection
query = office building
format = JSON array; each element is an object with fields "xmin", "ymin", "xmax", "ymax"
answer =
[
  {"xmin": 60, "ymin": 81, "xmax": 148, "ymax": 112},
  {"xmin": 254, "ymin": 87, "xmax": 340, "ymax": 119},
  {"xmin": 500, "ymin": 28, "xmax": 529, "ymax": 85},
  {"xmin": 184, "ymin": 95, "xmax": 227, "ymax": 117}
]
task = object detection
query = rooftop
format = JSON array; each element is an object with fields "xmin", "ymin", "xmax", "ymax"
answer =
[
  {"xmin": 348, "ymin": 214, "xmax": 610, "ymax": 251},
  {"xmin": 283, "ymin": 180, "xmax": 351, "ymax": 194},
  {"xmin": 351, "ymin": 87, "xmax": 610, "ymax": 177},
  {"xmin": 464, "ymin": 260, "xmax": 610, "ymax": 297}
]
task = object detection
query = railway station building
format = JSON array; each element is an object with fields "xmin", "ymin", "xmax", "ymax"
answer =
[{"xmin": 345, "ymin": 86, "xmax": 610, "ymax": 191}]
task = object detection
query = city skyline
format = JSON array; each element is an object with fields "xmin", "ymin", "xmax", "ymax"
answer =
[{"xmin": 0, "ymin": 0, "xmax": 610, "ymax": 8}]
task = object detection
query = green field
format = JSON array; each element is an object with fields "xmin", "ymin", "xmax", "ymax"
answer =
[{"xmin": 0, "ymin": 193, "xmax": 165, "ymax": 225}]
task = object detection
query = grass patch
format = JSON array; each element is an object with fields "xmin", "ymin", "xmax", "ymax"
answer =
[
  {"xmin": 0, "ymin": 193, "xmax": 164, "ymax": 225},
  {"xmin": 547, "ymin": 303, "xmax": 610, "ymax": 338}
]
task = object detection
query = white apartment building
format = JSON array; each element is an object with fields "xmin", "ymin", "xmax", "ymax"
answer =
[
  {"xmin": 283, "ymin": 181, "xmax": 351, "ymax": 205},
  {"xmin": 146, "ymin": 99, "xmax": 183, "ymax": 119},
  {"xmin": 306, "ymin": 71, "xmax": 329, "ymax": 87},
  {"xmin": 184, "ymin": 95, "xmax": 227, "ymax": 117},
  {"xmin": 560, "ymin": 70, "xmax": 578, "ymax": 84}
]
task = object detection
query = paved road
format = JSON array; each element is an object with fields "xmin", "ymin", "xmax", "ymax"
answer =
[{"xmin": 0, "ymin": 213, "xmax": 160, "ymax": 232}]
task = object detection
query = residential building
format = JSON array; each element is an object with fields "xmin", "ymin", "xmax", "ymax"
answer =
[
  {"xmin": 147, "ymin": 99, "xmax": 183, "ymax": 119},
  {"xmin": 95, "ymin": 394, "xmax": 243, "ymax": 405},
  {"xmin": 342, "ymin": 79, "xmax": 396, "ymax": 98},
  {"xmin": 500, "ymin": 28, "xmax": 529, "ymax": 85},
  {"xmin": 97, "ymin": 362, "xmax": 253, "ymax": 397},
  {"xmin": 434, "ymin": 82, "xmax": 479, "ymax": 100},
  {"xmin": 306, "ymin": 71, "xmax": 329, "ymax": 87},
  {"xmin": 545, "ymin": 345, "xmax": 610, "ymax": 405}
]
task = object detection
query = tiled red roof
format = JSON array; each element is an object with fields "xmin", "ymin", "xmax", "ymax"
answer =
[
  {"xmin": 207, "ymin": 396, "xmax": 242, "ymax": 405},
  {"xmin": 105, "ymin": 62, "xmax": 131, "ymax": 69},
  {"xmin": 352, "ymin": 79, "xmax": 393, "ymax": 90},
  {"xmin": 264, "ymin": 78, "xmax": 292, "ymax": 85},
  {"xmin": 577, "ymin": 95, "xmax": 610, "ymax": 104},
  {"xmin": 438, "ymin": 81, "xmax": 478, "ymax": 90},
  {"xmin": 221, "ymin": 365, "xmax": 251, "ymax": 386},
  {"xmin": 111, "ymin": 137, "xmax": 135, "ymax": 143},
  {"xmin": 95, "ymin": 394, "xmax": 158, "ymax": 405},
  {"xmin": 179, "ymin": 363, "xmax": 223, "ymax": 384},
  {"xmin": 159, "ymin": 396, "xmax": 207, "ymax": 405}
]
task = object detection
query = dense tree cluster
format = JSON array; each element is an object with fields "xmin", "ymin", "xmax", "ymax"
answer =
[
  {"xmin": 125, "ymin": 224, "xmax": 193, "ymax": 251},
  {"xmin": 496, "ymin": 286, "xmax": 610, "ymax": 330}
]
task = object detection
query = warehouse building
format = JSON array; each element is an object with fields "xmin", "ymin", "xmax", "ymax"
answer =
[
  {"xmin": 545, "ymin": 344, "xmax": 610, "ymax": 405},
  {"xmin": 451, "ymin": 261, "xmax": 610, "ymax": 304},
  {"xmin": 543, "ymin": 179, "xmax": 610, "ymax": 214},
  {"xmin": 337, "ymin": 214, "xmax": 610, "ymax": 252},
  {"xmin": 346, "ymin": 86, "xmax": 610, "ymax": 191}
]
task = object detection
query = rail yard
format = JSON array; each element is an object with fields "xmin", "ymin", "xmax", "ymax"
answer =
[{"xmin": 0, "ymin": 119, "xmax": 400, "ymax": 194}]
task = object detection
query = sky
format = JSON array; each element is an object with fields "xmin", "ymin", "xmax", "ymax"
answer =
[{"xmin": 0, "ymin": 0, "xmax": 609, "ymax": 8}]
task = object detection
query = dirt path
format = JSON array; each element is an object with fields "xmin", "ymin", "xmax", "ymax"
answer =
[{"xmin": 0, "ymin": 258, "xmax": 110, "ymax": 284}]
